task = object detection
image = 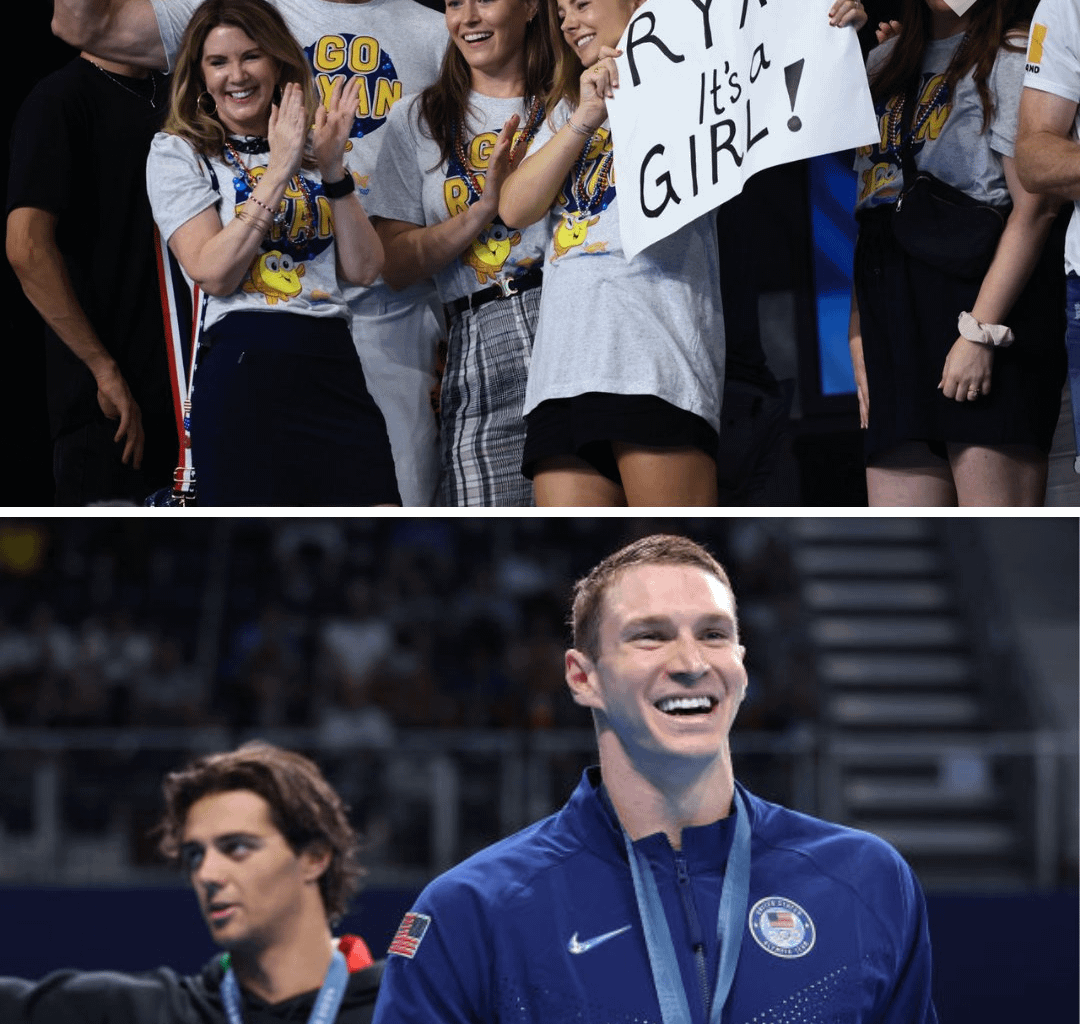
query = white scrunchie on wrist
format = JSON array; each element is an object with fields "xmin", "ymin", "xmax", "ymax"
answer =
[{"xmin": 958, "ymin": 311, "xmax": 1015, "ymax": 348}]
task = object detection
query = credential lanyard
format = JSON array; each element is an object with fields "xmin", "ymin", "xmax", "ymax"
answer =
[
  {"xmin": 220, "ymin": 948, "xmax": 349, "ymax": 1024},
  {"xmin": 623, "ymin": 788, "xmax": 751, "ymax": 1024}
]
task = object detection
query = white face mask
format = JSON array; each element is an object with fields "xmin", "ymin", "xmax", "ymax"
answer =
[{"xmin": 942, "ymin": 0, "xmax": 978, "ymax": 15}]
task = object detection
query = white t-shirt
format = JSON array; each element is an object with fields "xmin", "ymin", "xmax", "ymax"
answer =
[
  {"xmin": 151, "ymin": 0, "xmax": 446, "ymax": 189},
  {"xmin": 1025, "ymin": 0, "xmax": 1080, "ymax": 275},
  {"xmin": 524, "ymin": 125, "xmax": 726, "ymax": 433},
  {"xmin": 854, "ymin": 32, "xmax": 1026, "ymax": 213},
  {"xmin": 369, "ymin": 93, "xmax": 562, "ymax": 303},
  {"xmin": 146, "ymin": 133, "xmax": 367, "ymax": 328}
]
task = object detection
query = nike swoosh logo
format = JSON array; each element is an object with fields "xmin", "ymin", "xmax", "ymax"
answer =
[{"xmin": 567, "ymin": 925, "xmax": 632, "ymax": 955}]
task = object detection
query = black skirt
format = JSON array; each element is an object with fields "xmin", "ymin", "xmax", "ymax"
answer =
[{"xmin": 854, "ymin": 204, "xmax": 1067, "ymax": 463}]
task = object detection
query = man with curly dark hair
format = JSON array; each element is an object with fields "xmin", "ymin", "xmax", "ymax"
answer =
[{"xmin": 1, "ymin": 741, "xmax": 382, "ymax": 1024}]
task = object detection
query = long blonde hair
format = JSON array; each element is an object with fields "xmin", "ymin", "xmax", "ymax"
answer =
[{"xmin": 163, "ymin": 0, "xmax": 318, "ymax": 157}]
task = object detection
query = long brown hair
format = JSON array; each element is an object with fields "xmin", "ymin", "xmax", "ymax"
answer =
[
  {"xmin": 420, "ymin": 0, "xmax": 556, "ymax": 168},
  {"xmin": 163, "ymin": 0, "xmax": 318, "ymax": 157},
  {"xmin": 544, "ymin": 0, "xmax": 643, "ymax": 112},
  {"xmin": 870, "ymin": 0, "xmax": 1038, "ymax": 132},
  {"xmin": 545, "ymin": 0, "xmax": 583, "ymax": 111}
]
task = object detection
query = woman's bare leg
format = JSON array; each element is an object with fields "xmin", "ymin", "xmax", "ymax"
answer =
[
  {"xmin": 533, "ymin": 455, "xmax": 626, "ymax": 507},
  {"xmin": 948, "ymin": 443, "xmax": 1048, "ymax": 506},
  {"xmin": 612, "ymin": 444, "xmax": 718, "ymax": 506},
  {"xmin": 866, "ymin": 441, "xmax": 957, "ymax": 506}
]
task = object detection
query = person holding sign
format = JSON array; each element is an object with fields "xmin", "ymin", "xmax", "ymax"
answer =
[
  {"xmin": 145, "ymin": 0, "xmax": 399, "ymax": 506},
  {"xmin": 497, "ymin": 0, "xmax": 725, "ymax": 506},
  {"xmin": 848, "ymin": 0, "xmax": 1067, "ymax": 506},
  {"xmin": 369, "ymin": 0, "xmax": 558, "ymax": 506}
]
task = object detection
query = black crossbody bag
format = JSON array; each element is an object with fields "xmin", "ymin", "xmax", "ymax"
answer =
[{"xmin": 889, "ymin": 44, "xmax": 1010, "ymax": 281}]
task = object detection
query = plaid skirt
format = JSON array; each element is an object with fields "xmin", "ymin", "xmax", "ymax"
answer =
[{"xmin": 436, "ymin": 287, "xmax": 538, "ymax": 507}]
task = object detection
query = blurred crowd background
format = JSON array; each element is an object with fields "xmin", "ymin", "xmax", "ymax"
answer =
[
  {"xmin": 0, "ymin": 515, "xmax": 1075, "ymax": 895},
  {"xmin": 1, "ymin": 515, "xmax": 1076, "ymax": 1021}
]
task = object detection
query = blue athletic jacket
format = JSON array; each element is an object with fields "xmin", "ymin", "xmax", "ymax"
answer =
[{"xmin": 374, "ymin": 768, "xmax": 937, "ymax": 1024}]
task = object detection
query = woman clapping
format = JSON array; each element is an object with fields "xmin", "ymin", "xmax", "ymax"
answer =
[{"xmin": 147, "ymin": 0, "xmax": 399, "ymax": 505}]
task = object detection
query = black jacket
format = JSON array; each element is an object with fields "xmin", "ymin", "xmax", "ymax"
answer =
[{"xmin": 0, "ymin": 953, "xmax": 384, "ymax": 1024}]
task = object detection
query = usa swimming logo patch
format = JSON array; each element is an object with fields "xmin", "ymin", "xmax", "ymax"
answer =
[{"xmin": 749, "ymin": 897, "xmax": 816, "ymax": 958}]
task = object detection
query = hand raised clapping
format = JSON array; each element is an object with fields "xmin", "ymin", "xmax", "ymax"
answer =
[
  {"xmin": 267, "ymin": 80, "xmax": 308, "ymax": 181},
  {"xmin": 311, "ymin": 75, "xmax": 363, "ymax": 182},
  {"xmin": 477, "ymin": 113, "xmax": 521, "ymax": 219}
]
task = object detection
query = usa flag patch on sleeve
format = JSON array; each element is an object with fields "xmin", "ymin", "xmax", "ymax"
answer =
[{"xmin": 388, "ymin": 912, "xmax": 432, "ymax": 958}]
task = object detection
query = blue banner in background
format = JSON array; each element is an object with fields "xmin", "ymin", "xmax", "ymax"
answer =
[
  {"xmin": 809, "ymin": 153, "xmax": 859, "ymax": 397},
  {"xmin": 1, "ymin": 886, "xmax": 1076, "ymax": 1020}
]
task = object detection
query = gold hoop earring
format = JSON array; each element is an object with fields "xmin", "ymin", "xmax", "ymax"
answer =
[{"xmin": 197, "ymin": 90, "xmax": 217, "ymax": 115}]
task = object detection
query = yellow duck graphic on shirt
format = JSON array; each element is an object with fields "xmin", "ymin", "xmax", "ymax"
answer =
[
  {"xmin": 463, "ymin": 222, "xmax": 522, "ymax": 285},
  {"xmin": 551, "ymin": 214, "xmax": 605, "ymax": 262},
  {"xmin": 243, "ymin": 250, "xmax": 305, "ymax": 304}
]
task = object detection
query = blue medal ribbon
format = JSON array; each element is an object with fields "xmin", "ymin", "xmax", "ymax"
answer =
[
  {"xmin": 220, "ymin": 947, "xmax": 348, "ymax": 1024},
  {"xmin": 622, "ymin": 787, "xmax": 752, "ymax": 1024}
]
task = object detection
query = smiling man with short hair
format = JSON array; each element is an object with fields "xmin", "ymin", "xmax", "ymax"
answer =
[{"xmin": 374, "ymin": 533, "xmax": 938, "ymax": 1024}]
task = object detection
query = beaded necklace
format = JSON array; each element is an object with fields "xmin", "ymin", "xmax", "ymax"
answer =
[
  {"xmin": 571, "ymin": 130, "xmax": 613, "ymax": 216},
  {"xmin": 452, "ymin": 96, "xmax": 545, "ymax": 204},
  {"xmin": 885, "ymin": 32, "xmax": 970, "ymax": 159},
  {"xmin": 223, "ymin": 139, "xmax": 317, "ymax": 237}
]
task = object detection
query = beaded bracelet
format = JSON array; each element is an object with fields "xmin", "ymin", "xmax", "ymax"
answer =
[
  {"xmin": 958, "ymin": 311, "xmax": 1015, "ymax": 348},
  {"xmin": 247, "ymin": 193, "xmax": 278, "ymax": 219}
]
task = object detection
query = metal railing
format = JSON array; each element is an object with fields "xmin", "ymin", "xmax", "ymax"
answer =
[{"xmin": 0, "ymin": 726, "xmax": 1074, "ymax": 889}]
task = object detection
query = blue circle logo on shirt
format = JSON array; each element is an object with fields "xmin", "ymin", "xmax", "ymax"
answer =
[
  {"xmin": 305, "ymin": 34, "xmax": 402, "ymax": 141},
  {"xmin": 749, "ymin": 897, "xmax": 816, "ymax": 958}
]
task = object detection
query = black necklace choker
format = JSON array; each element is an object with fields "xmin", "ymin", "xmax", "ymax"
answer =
[{"xmin": 226, "ymin": 135, "xmax": 270, "ymax": 154}]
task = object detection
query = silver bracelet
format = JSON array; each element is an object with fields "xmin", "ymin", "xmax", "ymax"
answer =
[{"xmin": 566, "ymin": 118, "xmax": 598, "ymax": 137}]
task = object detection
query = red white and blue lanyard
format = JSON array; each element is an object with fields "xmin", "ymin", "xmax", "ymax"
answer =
[
  {"xmin": 622, "ymin": 788, "xmax": 751, "ymax": 1024},
  {"xmin": 220, "ymin": 949, "xmax": 348, "ymax": 1024}
]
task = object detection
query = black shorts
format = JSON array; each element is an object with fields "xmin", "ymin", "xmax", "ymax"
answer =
[{"xmin": 522, "ymin": 392, "xmax": 718, "ymax": 484}]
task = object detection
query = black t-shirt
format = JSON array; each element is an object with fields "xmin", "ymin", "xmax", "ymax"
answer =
[{"xmin": 7, "ymin": 57, "xmax": 172, "ymax": 439}]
